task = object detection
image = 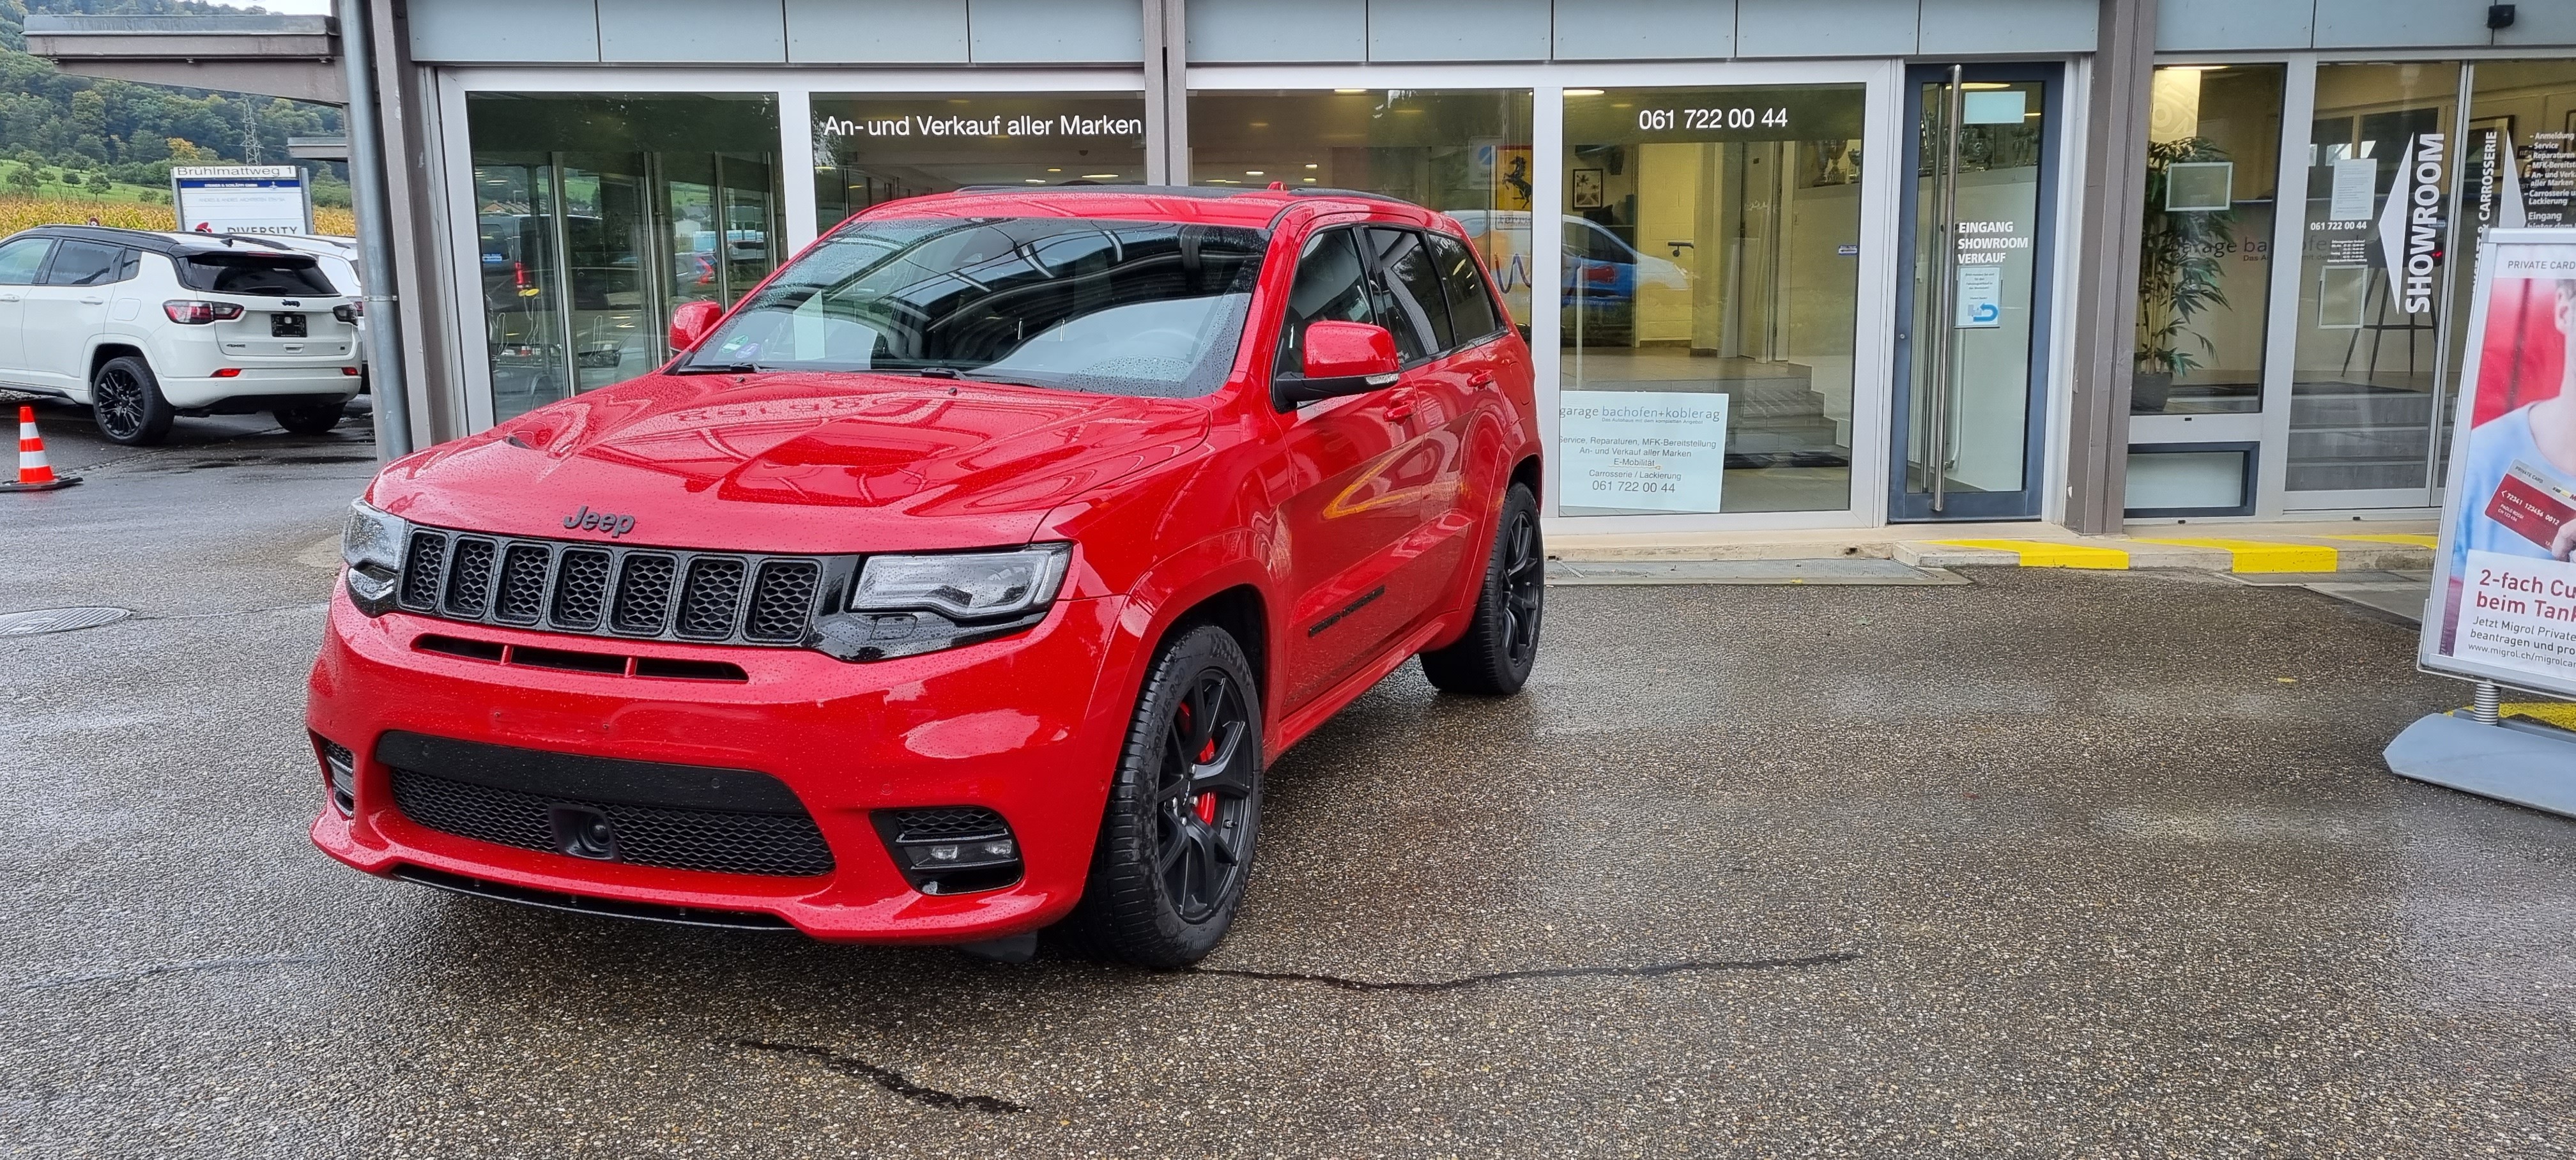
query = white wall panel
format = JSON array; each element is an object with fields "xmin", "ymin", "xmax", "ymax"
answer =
[
  {"xmin": 1367, "ymin": 0, "xmax": 1552, "ymax": 61},
  {"xmin": 1919, "ymin": 0, "xmax": 2096, "ymax": 54},
  {"xmin": 599, "ymin": 0, "xmax": 784, "ymax": 62},
  {"xmin": 409, "ymin": 0, "xmax": 599, "ymax": 62},
  {"xmin": 970, "ymin": 0, "xmax": 1144, "ymax": 62},
  {"xmin": 2313, "ymin": 0, "xmax": 2490, "ymax": 49},
  {"xmin": 2153, "ymin": 0, "xmax": 2313, "ymax": 52},
  {"xmin": 1187, "ymin": 0, "xmax": 1367, "ymax": 62},
  {"xmin": 1736, "ymin": 0, "xmax": 1917, "ymax": 57},
  {"xmin": 1552, "ymin": 0, "xmax": 1735, "ymax": 60},
  {"xmin": 2495, "ymin": 3, "xmax": 2576, "ymax": 48},
  {"xmin": 788, "ymin": 0, "xmax": 971, "ymax": 63}
]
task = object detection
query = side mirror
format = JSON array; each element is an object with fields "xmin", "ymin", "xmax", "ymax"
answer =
[
  {"xmin": 1274, "ymin": 320, "xmax": 1400, "ymax": 409},
  {"xmin": 668, "ymin": 300, "xmax": 725, "ymax": 354}
]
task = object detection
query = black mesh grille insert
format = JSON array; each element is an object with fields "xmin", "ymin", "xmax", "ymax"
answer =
[
  {"xmin": 445, "ymin": 538, "xmax": 496, "ymax": 616},
  {"xmin": 388, "ymin": 523, "xmax": 834, "ymax": 649},
  {"xmin": 884, "ymin": 805, "xmax": 1009, "ymax": 843},
  {"xmin": 610, "ymin": 554, "xmax": 677, "ymax": 635},
  {"xmin": 399, "ymin": 531, "xmax": 447, "ymax": 608},
  {"xmin": 388, "ymin": 768, "xmax": 835, "ymax": 878},
  {"xmin": 494, "ymin": 544, "xmax": 551, "ymax": 623},
  {"xmin": 550, "ymin": 549, "xmax": 612, "ymax": 629},
  {"xmin": 747, "ymin": 561, "xmax": 820, "ymax": 643},
  {"xmin": 677, "ymin": 557, "xmax": 747, "ymax": 639}
]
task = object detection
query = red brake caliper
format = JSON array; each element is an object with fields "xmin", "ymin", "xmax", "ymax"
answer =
[{"xmin": 1194, "ymin": 732, "xmax": 1220, "ymax": 823}]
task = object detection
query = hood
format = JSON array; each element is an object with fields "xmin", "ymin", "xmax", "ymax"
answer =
[{"xmin": 370, "ymin": 372, "xmax": 1212, "ymax": 553}]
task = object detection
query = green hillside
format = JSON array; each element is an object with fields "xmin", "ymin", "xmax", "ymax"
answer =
[{"xmin": 0, "ymin": 0, "xmax": 349, "ymax": 206}]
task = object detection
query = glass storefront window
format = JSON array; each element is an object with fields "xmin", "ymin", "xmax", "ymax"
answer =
[
  {"xmin": 810, "ymin": 93, "xmax": 1147, "ymax": 234},
  {"xmin": 1558, "ymin": 86, "xmax": 1866, "ymax": 515},
  {"xmin": 467, "ymin": 94, "xmax": 781, "ymax": 423},
  {"xmin": 1186, "ymin": 89, "xmax": 1535, "ymax": 322},
  {"xmin": 2135, "ymin": 65, "xmax": 2283, "ymax": 415},
  {"xmin": 2287, "ymin": 63, "xmax": 2461, "ymax": 494}
]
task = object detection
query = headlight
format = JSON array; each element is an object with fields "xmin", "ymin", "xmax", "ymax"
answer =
[
  {"xmin": 341, "ymin": 499, "xmax": 408, "ymax": 614},
  {"xmin": 812, "ymin": 544, "xmax": 1071, "ymax": 661}
]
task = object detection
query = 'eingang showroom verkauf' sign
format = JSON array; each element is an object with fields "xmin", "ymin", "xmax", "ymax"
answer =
[
  {"xmin": 2421, "ymin": 227, "xmax": 2576, "ymax": 699},
  {"xmin": 1558, "ymin": 391, "xmax": 1730, "ymax": 514}
]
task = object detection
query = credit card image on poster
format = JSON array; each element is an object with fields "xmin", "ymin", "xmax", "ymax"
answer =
[{"xmin": 2484, "ymin": 460, "xmax": 2576, "ymax": 550}]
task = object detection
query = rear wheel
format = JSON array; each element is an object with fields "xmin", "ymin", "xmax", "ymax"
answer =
[
  {"xmin": 1420, "ymin": 481, "xmax": 1543, "ymax": 696},
  {"xmin": 273, "ymin": 398, "xmax": 348, "ymax": 436},
  {"xmin": 90, "ymin": 356, "xmax": 174, "ymax": 446},
  {"xmin": 1064, "ymin": 623, "xmax": 1263, "ymax": 968}
]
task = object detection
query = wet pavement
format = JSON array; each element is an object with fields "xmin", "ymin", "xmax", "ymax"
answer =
[{"xmin": 3, "ymin": 425, "xmax": 2573, "ymax": 1157}]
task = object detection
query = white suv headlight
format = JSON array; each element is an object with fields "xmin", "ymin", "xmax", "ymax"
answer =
[
  {"xmin": 813, "ymin": 544, "xmax": 1071, "ymax": 661},
  {"xmin": 341, "ymin": 499, "xmax": 409, "ymax": 614}
]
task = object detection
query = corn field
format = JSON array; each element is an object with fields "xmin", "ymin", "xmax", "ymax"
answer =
[{"xmin": 0, "ymin": 198, "xmax": 356, "ymax": 238}]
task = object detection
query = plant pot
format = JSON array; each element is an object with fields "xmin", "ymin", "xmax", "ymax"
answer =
[{"xmin": 2131, "ymin": 371, "xmax": 2172, "ymax": 414}]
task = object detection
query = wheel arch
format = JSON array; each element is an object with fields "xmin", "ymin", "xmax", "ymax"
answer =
[
  {"xmin": 1165, "ymin": 584, "xmax": 1269, "ymax": 713},
  {"xmin": 89, "ymin": 342, "xmax": 148, "ymax": 379}
]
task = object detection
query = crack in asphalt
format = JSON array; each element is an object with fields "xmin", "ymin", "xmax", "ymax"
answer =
[
  {"xmin": 1190, "ymin": 950, "xmax": 1862, "ymax": 992},
  {"xmin": 15, "ymin": 955, "xmax": 316, "ymax": 992},
  {"xmin": 724, "ymin": 1039, "xmax": 1027, "ymax": 1114}
]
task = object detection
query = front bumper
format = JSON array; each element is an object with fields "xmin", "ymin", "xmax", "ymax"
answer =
[{"xmin": 306, "ymin": 590, "xmax": 1134, "ymax": 943}]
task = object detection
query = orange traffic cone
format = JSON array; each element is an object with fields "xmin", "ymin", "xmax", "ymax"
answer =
[{"xmin": 2, "ymin": 405, "xmax": 79, "ymax": 492}]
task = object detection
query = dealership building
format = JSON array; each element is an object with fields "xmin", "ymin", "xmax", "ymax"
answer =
[{"xmin": 30, "ymin": 0, "xmax": 2576, "ymax": 536}]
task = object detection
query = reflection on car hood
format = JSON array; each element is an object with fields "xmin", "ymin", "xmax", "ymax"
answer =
[{"xmin": 371, "ymin": 371, "xmax": 1213, "ymax": 553}]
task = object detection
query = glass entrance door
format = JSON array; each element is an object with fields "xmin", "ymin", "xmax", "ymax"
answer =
[{"xmin": 1889, "ymin": 64, "xmax": 2062, "ymax": 521}]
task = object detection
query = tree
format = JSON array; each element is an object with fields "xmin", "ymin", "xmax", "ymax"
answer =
[{"xmin": 4, "ymin": 165, "xmax": 37, "ymax": 197}]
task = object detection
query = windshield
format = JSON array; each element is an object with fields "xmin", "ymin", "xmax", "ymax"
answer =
[{"xmin": 678, "ymin": 217, "xmax": 1269, "ymax": 397}]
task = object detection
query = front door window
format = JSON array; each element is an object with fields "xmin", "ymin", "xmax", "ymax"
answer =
[{"xmin": 1890, "ymin": 65, "xmax": 2058, "ymax": 521}]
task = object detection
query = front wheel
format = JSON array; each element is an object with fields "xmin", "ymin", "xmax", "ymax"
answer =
[
  {"xmin": 1420, "ymin": 481, "xmax": 1543, "ymax": 696},
  {"xmin": 91, "ymin": 356, "xmax": 174, "ymax": 446},
  {"xmin": 1064, "ymin": 623, "xmax": 1264, "ymax": 968}
]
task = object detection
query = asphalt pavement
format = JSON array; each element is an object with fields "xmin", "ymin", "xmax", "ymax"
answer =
[{"xmin": 3, "ymin": 411, "xmax": 2573, "ymax": 1158}]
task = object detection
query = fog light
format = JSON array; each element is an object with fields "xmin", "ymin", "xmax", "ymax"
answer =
[
  {"xmin": 873, "ymin": 807, "xmax": 1023, "ymax": 894},
  {"xmin": 313, "ymin": 733, "xmax": 357, "ymax": 815}
]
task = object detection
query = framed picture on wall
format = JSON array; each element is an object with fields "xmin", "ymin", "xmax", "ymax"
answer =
[
  {"xmin": 1571, "ymin": 168, "xmax": 1604, "ymax": 210},
  {"xmin": 2165, "ymin": 161, "xmax": 2233, "ymax": 211}
]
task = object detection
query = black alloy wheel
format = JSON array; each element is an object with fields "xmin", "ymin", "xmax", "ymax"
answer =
[
  {"xmin": 1154, "ymin": 666, "xmax": 1256, "ymax": 923},
  {"xmin": 1420, "ymin": 481, "xmax": 1544, "ymax": 695},
  {"xmin": 1066, "ymin": 623, "xmax": 1264, "ymax": 968},
  {"xmin": 90, "ymin": 355, "xmax": 174, "ymax": 446}
]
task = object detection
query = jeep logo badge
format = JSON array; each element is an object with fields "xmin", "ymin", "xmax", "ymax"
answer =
[{"xmin": 563, "ymin": 505, "xmax": 638, "ymax": 538}]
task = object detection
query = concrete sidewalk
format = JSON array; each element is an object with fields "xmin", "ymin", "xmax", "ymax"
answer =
[{"xmin": 1550, "ymin": 518, "xmax": 2441, "ymax": 574}]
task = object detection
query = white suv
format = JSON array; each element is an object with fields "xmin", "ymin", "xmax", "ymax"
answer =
[{"xmin": 0, "ymin": 225, "xmax": 362, "ymax": 445}]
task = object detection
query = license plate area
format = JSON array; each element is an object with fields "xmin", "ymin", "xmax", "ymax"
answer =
[{"xmin": 271, "ymin": 312, "xmax": 307, "ymax": 338}]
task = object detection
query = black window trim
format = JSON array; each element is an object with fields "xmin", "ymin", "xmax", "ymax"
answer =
[
  {"xmin": 1276, "ymin": 220, "xmax": 1514, "ymax": 382},
  {"xmin": 38, "ymin": 238, "xmax": 130, "ymax": 288},
  {"xmin": 1425, "ymin": 227, "xmax": 1510, "ymax": 351}
]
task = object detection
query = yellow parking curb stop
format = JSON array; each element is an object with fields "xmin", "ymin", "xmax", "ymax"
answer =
[
  {"xmin": 2129, "ymin": 537, "xmax": 2338, "ymax": 573},
  {"xmin": 1926, "ymin": 540, "xmax": 2131, "ymax": 569}
]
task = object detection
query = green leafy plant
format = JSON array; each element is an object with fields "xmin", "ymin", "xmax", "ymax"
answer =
[{"xmin": 2135, "ymin": 136, "xmax": 2236, "ymax": 378}]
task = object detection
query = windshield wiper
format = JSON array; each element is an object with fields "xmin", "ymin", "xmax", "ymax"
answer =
[{"xmin": 675, "ymin": 360, "xmax": 764, "ymax": 374}]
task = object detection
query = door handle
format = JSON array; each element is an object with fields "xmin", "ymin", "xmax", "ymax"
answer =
[
  {"xmin": 79, "ymin": 296, "xmax": 105, "ymax": 305},
  {"xmin": 0, "ymin": 293, "xmax": 19, "ymax": 302},
  {"xmin": 1468, "ymin": 371, "xmax": 1496, "ymax": 388},
  {"xmin": 1384, "ymin": 402, "xmax": 1415, "ymax": 422}
]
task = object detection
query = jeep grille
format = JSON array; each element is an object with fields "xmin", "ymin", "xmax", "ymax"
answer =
[{"xmin": 394, "ymin": 525, "xmax": 843, "ymax": 648}]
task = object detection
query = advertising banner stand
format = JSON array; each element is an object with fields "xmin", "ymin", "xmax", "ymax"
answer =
[
  {"xmin": 169, "ymin": 165, "xmax": 311, "ymax": 235},
  {"xmin": 2386, "ymin": 227, "xmax": 2576, "ymax": 818}
]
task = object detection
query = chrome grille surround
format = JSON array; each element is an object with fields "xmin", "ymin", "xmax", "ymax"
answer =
[{"xmin": 393, "ymin": 523, "xmax": 852, "ymax": 650}]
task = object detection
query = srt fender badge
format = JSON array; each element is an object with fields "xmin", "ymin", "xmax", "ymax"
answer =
[{"xmin": 564, "ymin": 506, "xmax": 638, "ymax": 538}]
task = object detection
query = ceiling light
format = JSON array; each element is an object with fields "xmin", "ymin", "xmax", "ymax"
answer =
[
  {"xmin": 1082, "ymin": 174, "xmax": 1119, "ymax": 179},
  {"xmin": 1246, "ymin": 170, "xmax": 1264, "ymax": 176},
  {"xmin": 1335, "ymin": 88, "xmax": 1368, "ymax": 95},
  {"xmin": 1565, "ymin": 88, "xmax": 1606, "ymax": 97},
  {"xmin": 1046, "ymin": 167, "xmax": 1061, "ymax": 172},
  {"xmin": 1961, "ymin": 82, "xmax": 2012, "ymax": 91},
  {"xmin": 1301, "ymin": 177, "xmax": 1315, "ymax": 183},
  {"xmin": 1025, "ymin": 178, "xmax": 1046, "ymax": 183},
  {"xmin": 1250, "ymin": 121, "xmax": 1269, "ymax": 128},
  {"xmin": 1305, "ymin": 163, "xmax": 1319, "ymax": 169}
]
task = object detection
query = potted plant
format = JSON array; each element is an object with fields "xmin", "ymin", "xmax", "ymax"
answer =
[{"xmin": 2134, "ymin": 136, "xmax": 2237, "ymax": 413}]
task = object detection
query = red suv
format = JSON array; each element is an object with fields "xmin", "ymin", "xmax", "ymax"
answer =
[{"xmin": 310, "ymin": 187, "xmax": 1542, "ymax": 966}]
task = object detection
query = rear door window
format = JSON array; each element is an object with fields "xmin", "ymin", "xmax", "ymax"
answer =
[
  {"xmin": 1276, "ymin": 229, "xmax": 1379, "ymax": 378},
  {"xmin": 174, "ymin": 253, "xmax": 339, "ymax": 296},
  {"xmin": 42, "ymin": 240, "xmax": 123, "ymax": 287},
  {"xmin": 1363, "ymin": 227, "xmax": 1451, "ymax": 363},
  {"xmin": 1428, "ymin": 232, "xmax": 1502, "ymax": 342},
  {"xmin": 0, "ymin": 238, "xmax": 49, "ymax": 285}
]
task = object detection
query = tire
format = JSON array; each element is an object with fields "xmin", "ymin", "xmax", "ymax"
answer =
[
  {"xmin": 1420, "ymin": 481, "xmax": 1544, "ymax": 696},
  {"xmin": 1064, "ymin": 623, "xmax": 1264, "ymax": 969},
  {"xmin": 90, "ymin": 355, "xmax": 174, "ymax": 446},
  {"xmin": 273, "ymin": 398, "xmax": 348, "ymax": 436}
]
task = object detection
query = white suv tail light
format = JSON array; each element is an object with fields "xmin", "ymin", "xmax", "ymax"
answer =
[{"xmin": 164, "ymin": 300, "xmax": 245, "ymax": 324}]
